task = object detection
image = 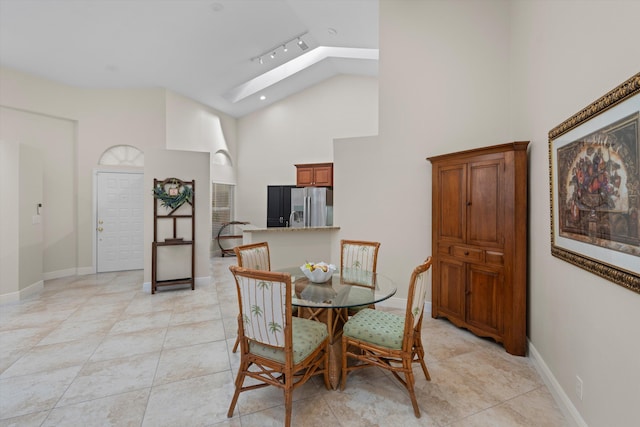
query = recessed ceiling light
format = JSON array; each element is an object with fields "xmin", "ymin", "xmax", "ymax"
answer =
[
  {"xmin": 259, "ymin": 95, "xmax": 266, "ymax": 101},
  {"xmin": 327, "ymin": 28, "xmax": 337, "ymax": 35}
]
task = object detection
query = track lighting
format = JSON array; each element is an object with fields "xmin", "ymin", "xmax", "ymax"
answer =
[
  {"xmin": 251, "ymin": 31, "xmax": 308, "ymax": 64},
  {"xmin": 297, "ymin": 37, "xmax": 308, "ymax": 51}
]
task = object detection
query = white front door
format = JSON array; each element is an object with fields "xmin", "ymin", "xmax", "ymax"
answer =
[{"xmin": 96, "ymin": 172, "xmax": 144, "ymax": 272}]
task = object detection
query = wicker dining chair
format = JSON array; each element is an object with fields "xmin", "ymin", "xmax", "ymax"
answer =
[
  {"xmin": 232, "ymin": 242, "xmax": 271, "ymax": 353},
  {"xmin": 234, "ymin": 241, "xmax": 271, "ymax": 270},
  {"xmin": 228, "ymin": 266, "xmax": 331, "ymax": 427},
  {"xmin": 340, "ymin": 239, "xmax": 381, "ymax": 314},
  {"xmin": 340, "ymin": 257, "xmax": 433, "ymax": 418}
]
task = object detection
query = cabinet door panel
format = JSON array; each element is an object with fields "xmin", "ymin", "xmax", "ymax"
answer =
[
  {"xmin": 437, "ymin": 164, "xmax": 466, "ymax": 242},
  {"xmin": 313, "ymin": 166, "xmax": 333, "ymax": 186},
  {"xmin": 267, "ymin": 186, "xmax": 293, "ymax": 227},
  {"xmin": 296, "ymin": 168, "xmax": 314, "ymax": 186},
  {"xmin": 468, "ymin": 159, "xmax": 504, "ymax": 247},
  {"xmin": 467, "ymin": 264, "xmax": 503, "ymax": 336},
  {"xmin": 435, "ymin": 258, "xmax": 465, "ymax": 321}
]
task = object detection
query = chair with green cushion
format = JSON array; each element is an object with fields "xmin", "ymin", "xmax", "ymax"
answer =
[
  {"xmin": 232, "ymin": 242, "xmax": 271, "ymax": 353},
  {"xmin": 234, "ymin": 241, "xmax": 271, "ymax": 270},
  {"xmin": 228, "ymin": 266, "xmax": 330, "ymax": 427},
  {"xmin": 340, "ymin": 257, "xmax": 433, "ymax": 418},
  {"xmin": 340, "ymin": 239, "xmax": 381, "ymax": 314}
]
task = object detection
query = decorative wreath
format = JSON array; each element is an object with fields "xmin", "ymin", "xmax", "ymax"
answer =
[{"xmin": 152, "ymin": 178, "xmax": 193, "ymax": 210}]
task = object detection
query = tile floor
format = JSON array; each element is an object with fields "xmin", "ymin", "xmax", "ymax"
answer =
[{"xmin": 0, "ymin": 256, "xmax": 568, "ymax": 426}]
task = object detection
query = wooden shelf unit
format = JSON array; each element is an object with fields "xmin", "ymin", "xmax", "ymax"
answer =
[{"xmin": 151, "ymin": 178, "xmax": 195, "ymax": 294}]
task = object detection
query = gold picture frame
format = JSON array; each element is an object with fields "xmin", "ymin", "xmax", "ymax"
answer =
[{"xmin": 549, "ymin": 72, "xmax": 640, "ymax": 294}]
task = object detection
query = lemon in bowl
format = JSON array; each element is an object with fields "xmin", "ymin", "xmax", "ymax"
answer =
[{"xmin": 300, "ymin": 262, "xmax": 336, "ymax": 283}]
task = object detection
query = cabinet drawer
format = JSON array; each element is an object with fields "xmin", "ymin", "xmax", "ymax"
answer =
[
  {"xmin": 450, "ymin": 246, "xmax": 484, "ymax": 262},
  {"xmin": 485, "ymin": 251, "xmax": 504, "ymax": 266}
]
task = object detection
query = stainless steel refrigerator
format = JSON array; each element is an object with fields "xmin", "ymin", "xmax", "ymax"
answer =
[{"xmin": 290, "ymin": 187, "xmax": 333, "ymax": 227}]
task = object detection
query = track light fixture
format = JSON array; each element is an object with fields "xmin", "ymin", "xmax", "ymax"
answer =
[
  {"xmin": 297, "ymin": 37, "xmax": 308, "ymax": 51},
  {"xmin": 251, "ymin": 31, "xmax": 308, "ymax": 64}
]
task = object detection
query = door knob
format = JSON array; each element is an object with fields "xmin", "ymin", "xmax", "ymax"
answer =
[{"xmin": 97, "ymin": 227, "xmax": 104, "ymax": 232}]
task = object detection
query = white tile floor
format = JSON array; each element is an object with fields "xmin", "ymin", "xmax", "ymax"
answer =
[{"xmin": 0, "ymin": 256, "xmax": 568, "ymax": 426}]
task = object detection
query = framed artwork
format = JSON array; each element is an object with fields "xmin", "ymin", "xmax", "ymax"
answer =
[{"xmin": 549, "ymin": 72, "xmax": 640, "ymax": 294}]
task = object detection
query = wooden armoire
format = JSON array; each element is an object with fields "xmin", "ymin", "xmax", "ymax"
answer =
[{"xmin": 427, "ymin": 142, "xmax": 529, "ymax": 356}]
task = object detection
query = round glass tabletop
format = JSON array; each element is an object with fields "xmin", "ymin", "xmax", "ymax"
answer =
[{"xmin": 277, "ymin": 267, "xmax": 397, "ymax": 309}]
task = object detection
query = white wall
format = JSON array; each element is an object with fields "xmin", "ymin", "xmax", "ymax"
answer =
[
  {"xmin": 335, "ymin": 0, "xmax": 512, "ymax": 300},
  {"xmin": 75, "ymin": 87, "xmax": 168, "ymax": 270},
  {"xmin": 0, "ymin": 107, "xmax": 76, "ymax": 277},
  {"xmin": 509, "ymin": 1, "xmax": 640, "ymax": 426},
  {"xmin": 0, "ymin": 140, "xmax": 20, "ymax": 298},
  {"xmin": 0, "ymin": 67, "xmax": 237, "ymax": 297},
  {"xmin": 165, "ymin": 90, "xmax": 237, "ymax": 185},
  {"xmin": 18, "ymin": 144, "xmax": 43, "ymax": 291},
  {"xmin": 0, "ymin": 68, "xmax": 169, "ymax": 276},
  {"xmin": 236, "ymin": 74, "xmax": 378, "ymax": 227}
]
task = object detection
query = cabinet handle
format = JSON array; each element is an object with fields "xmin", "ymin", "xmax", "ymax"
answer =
[
  {"xmin": 467, "ymin": 201, "xmax": 472, "ymax": 206},
  {"xmin": 464, "ymin": 251, "xmax": 469, "ymax": 256}
]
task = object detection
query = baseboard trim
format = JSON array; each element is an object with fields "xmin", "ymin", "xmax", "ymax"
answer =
[
  {"xmin": 0, "ymin": 280, "xmax": 44, "ymax": 304},
  {"xmin": 528, "ymin": 341, "xmax": 586, "ymax": 427},
  {"xmin": 43, "ymin": 268, "xmax": 80, "ymax": 281},
  {"xmin": 77, "ymin": 266, "xmax": 95, "ymax": 276},
  {"xmin": 377, "ymin": 296, "xmax": 432, "ymax": 314}
]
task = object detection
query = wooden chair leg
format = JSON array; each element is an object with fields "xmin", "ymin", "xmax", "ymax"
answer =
[
  {"xmin": 284, "ymin": 373, "xmax": 294, "ymax": 427},
  {"xmin": 227, "ymin": 360, "xmax": 247, "ymax": 418},
  {"xmin": 404, "ymin": 361, "xmax": 421, "ymax": 418},
  {"xmin": 414, "ymin": 334, "xmax": 431, "ymax": 380},
  {"xmin": 340, "ymin": 337, "xmax": 348, "ymax": 390},
  {"xmin": 418, "ymin": 358, "xmax": 431, "ymax": 381}
]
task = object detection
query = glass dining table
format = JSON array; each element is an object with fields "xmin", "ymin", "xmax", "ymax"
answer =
[{"xmin": 276, "ymin": 266, "xmax": 397, "ymax": 389}]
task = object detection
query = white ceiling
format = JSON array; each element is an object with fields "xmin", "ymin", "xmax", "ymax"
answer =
[{"xmin": 0, "ymin": 0, "xmax": 379, "ymax": 118}]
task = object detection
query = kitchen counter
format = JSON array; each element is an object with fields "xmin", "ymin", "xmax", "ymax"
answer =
[
  {"xmin": 240, "ymin": 225, "xmax": 340, "ymax": 270},
  {"xmin": 241, "ymin": 225, "xmax": 340, "ymax": 233}
]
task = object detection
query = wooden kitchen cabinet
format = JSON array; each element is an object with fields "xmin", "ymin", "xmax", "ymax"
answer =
[
  {"xmin": 427, "ymin": 142, "xmax": 529, "ymax": 356},
  {"xmin": 295, "ymin": 163, "xmax": 333, "ymax": 187}
]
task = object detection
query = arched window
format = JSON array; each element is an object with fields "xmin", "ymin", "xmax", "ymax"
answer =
[
  {"xmin": 212, "ymin": 149, "xmax": 232, "ymax": 166},
  {"xmin": 98, "ymin": 145, "xmax": 144, "ymax": 166}
]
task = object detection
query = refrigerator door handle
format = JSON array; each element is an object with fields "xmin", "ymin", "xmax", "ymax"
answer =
[
  {"xmin": 305, "ymin": 196, "xmax": 311, "ymax": 227},
  {"xmin": 302, "ymin": 196, "xmax": 307, "ymax": 227}
]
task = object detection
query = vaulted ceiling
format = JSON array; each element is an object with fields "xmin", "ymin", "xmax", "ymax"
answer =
[{"xmin": 0, "ymin": 0, "xmax": 379, "ymax": 118}]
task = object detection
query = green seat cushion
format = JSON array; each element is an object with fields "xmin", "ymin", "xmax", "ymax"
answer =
[
  {"xmin": 250, "ymin": 317, "xmax": 328, "ymax": 364},
  {"xmin": 343, "ymin": 308, "xmax": 404, "ymax": 350}
]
